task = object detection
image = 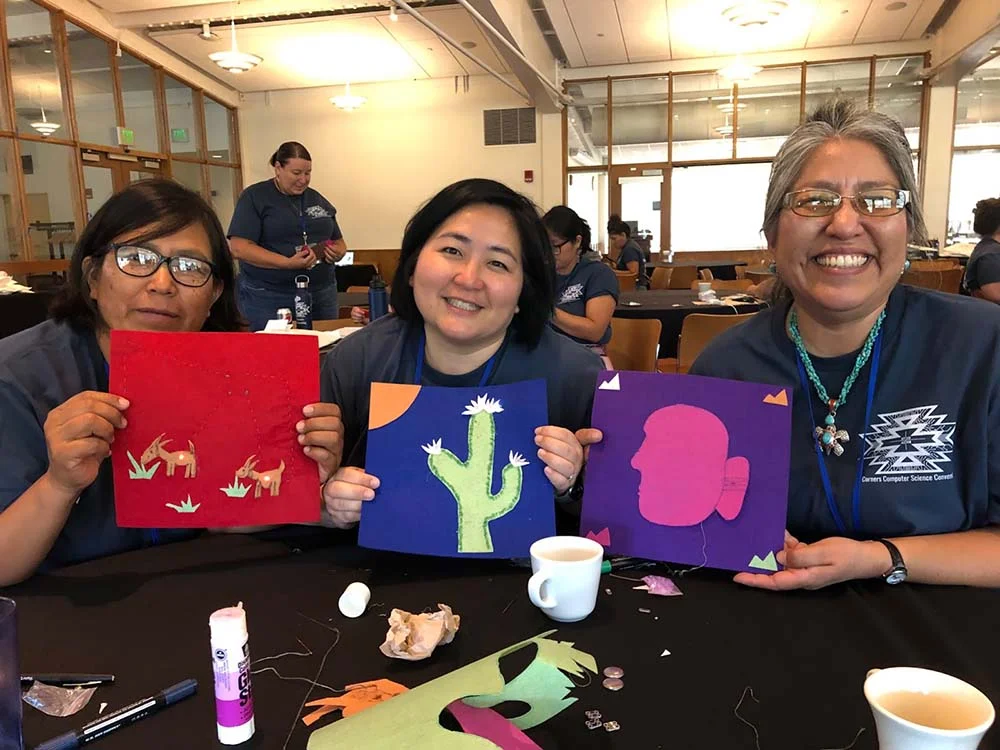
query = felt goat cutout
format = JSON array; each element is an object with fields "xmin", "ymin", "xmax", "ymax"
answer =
[{"xmin": 236, "ymin": 455, "xmax": 286, "ymax": 498}]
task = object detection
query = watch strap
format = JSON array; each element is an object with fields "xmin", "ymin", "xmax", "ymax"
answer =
[{"xmin": 877, "ymin": 538, "xmax": 906, "ymax": 582}]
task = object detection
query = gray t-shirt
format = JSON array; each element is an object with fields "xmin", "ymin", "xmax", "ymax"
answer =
[
  {"xmin": 963, "ymin": 237, "xmax": 1000, "ymax": 293},
  {"xmin": 228, "ymin": 179, "xmax": 343, "ymax": 292},
  {"xmin": 321, "ymin": 315, "xmax": 603, "ymax": 468},
  {"xmin": 554, "ymin": 259, "xmax": 619, "ymax": 345},
  {"xmin": 690, "ymin": 285, "xmax": 1000, "ymax": 541},
  {"xmin": 0, "ymin": 320, "xmax": 197, "ymax": 570}
]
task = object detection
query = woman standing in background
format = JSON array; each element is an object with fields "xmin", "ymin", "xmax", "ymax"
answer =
[{"xmin": 228, "ymin": 141, "xmax": 348, "ymax": 330}]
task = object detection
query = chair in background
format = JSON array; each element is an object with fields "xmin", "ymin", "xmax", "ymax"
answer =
[
  {"xmin": 338, "ymin": 305, "xmax": 360, "ymax": 319},
  {"xmin": 744, "ymin": 270, "xmax": 772, "ymax": 285},
  {"xmin": 690, "ymin": 279, "xmax": 755, "ymax": 293},
  {"xmin": 613, "ymin": 269, "xmax": 637, "ymax": 292},
  {"xmin": 667, "ymin": 266, "xmax": 699, "ymax": 289},
  {"xmin": 607, "ymin": 317, "xmax": 662, "ymax": 372},
  {"xmin": 910, "ymin": 259, "xmax": 960, "ymax": 272},
  {"xmin": 649, "ymin": 267, "xmax": 672, "ymax": 290},
  {"xmin": 699, "ymin": 268, "xmax": 714, "ymax": 281},
  {"xmin": 902, "ymin": 267, "xmax": 963, "ymax": 294},
  {"xmin": 657, "ymin": 312, "xmax": 758, "ymax": 374},
  {"xmin": 313, "ymin": 319, "xmax": 363, "ymax": 331},
  {"xmin": 346, "ymin": 285, "xmax": 369, "ymax": 293}
]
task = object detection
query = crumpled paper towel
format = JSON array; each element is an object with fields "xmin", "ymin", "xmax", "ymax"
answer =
[
  {"xmin": 0, "ymin": 272, "xmax": 33, "ymax": 295},
  {"xmin": 379, "ymin": 603, "xmax": 460, "ymax": 661}
]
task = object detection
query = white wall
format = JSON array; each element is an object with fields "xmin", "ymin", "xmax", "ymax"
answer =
[{"xmin": 239, "ymin": 75, "xmax": 561, "ymax": 249}]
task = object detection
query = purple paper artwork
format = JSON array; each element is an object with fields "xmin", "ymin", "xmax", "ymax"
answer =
[{"xmin": 580, "ymin": 371, "xmax": 791, "ymax": 573}]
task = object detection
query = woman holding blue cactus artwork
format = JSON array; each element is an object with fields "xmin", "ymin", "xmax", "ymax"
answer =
[{"xmin": 320, "ymin": 179, "xmax": 605, "ymax": 529}]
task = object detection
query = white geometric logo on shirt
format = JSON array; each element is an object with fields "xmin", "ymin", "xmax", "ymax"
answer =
[
  {"xmin": 305, "ymin": 205, "xmax": 331, "ymax": 219},
  {"xmin": 559, "ymin": 283, "xmax": 584, "ymax": 304},
  {"xmin": 863, "ymin": 405, "xmax": 955, "ymax": 475}
]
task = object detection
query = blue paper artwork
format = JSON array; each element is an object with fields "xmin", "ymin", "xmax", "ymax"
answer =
[{"xmin": 360, "ymin": 379, "xmax": 556, "ymax": 558}]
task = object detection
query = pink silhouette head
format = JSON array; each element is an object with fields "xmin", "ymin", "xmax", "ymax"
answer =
[{"xmin": 630, "ymin": 404, "xmax": 750, "ymax": 526}]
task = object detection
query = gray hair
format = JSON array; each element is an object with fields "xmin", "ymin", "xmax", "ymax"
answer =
[{"xmin": 763, "ymin": 98, "xmax": 927, "ymax": 247}]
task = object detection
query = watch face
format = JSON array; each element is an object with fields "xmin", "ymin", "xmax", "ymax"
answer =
[{"xmin": 885, "ymin": 568, "xmax": 907, "ymax": 585}]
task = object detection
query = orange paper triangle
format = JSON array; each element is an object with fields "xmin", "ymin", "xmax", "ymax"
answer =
[{"xmin": 762, "ymin": 389, "xmax": 788, "ymax": 407}]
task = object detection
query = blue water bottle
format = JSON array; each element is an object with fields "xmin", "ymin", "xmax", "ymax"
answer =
[
  {"xmin": 368, "ymin": 274, "xmax": 388, "ymax": 322},
  {"xmin": 293, "ymin": 275, "xmax": 312, "ymax": 330}
]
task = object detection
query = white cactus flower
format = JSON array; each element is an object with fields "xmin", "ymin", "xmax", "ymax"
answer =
[
  {"xmin": 462, "ymin": 394, "xmax": 504, "ymax": 416},
  {"xmin": 421, "ymin": 438, "xmax": 443, "ymax": 455},
  {"xmin": 508, "ymin": 451, "xmax": 529, "ymax": 467}
]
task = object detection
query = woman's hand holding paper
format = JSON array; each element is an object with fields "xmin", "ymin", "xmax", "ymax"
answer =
[
  {"xmin": 297, "ymin": 403, "xmax": 344, "ymax": 484},
  {"xmin": 534, "ymin": 426, "xmax": 587, "ymax": 494},
  {"xmin": 44, "ymin": 391, "xmax": 130, "ymax": 497},
  {"xmin": 322, "ymin": 467, "xmax": 380, "ymax": 528}
]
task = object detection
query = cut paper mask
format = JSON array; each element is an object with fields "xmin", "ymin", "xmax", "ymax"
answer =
[
  {"xmin": 380, "ymin": 604, "xmax": 461, "ymax": 661},
  {"xmin": 110, "ymin": 330, "xmax": 321, "ymax": 528},
  {"xmin": 361, "ymin": 380, "xmax": 555, "ymax": 558},
  {"xmin": 580, "ymin": 371, "xmax": 790, "ymax": 573},
  {"xmin": 307, "ymin": 632, "xmax": 596, "ymax": 750},
  {"xmin": 302, "ymin": 679, "xmax": 409, "ymax": 726},
  {"xmin": 446, "ymin": 701, "xmax": 543, "ymax": 750}
]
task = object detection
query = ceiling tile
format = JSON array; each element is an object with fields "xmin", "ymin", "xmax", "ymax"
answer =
[
  {"xmin": 805, "ymin": 0, "xmax": 865, "ymax": 47},
  {"xmin": 563, "ymin": 0, "xmax": 625, "ymax": 65},
  {"xmin": 855, "ymin": 0, "xmax": 920, "ymax": 43},
  {"xmin": 542, "ymin": 0, "xmax": 587, "ymax": 67}
]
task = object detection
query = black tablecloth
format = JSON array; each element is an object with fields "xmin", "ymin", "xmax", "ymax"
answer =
[
  {"xmin": 0, "ymin": 291, "xmax": 57, "ymax": 340},
  {"xmin": 8, "ymin": 533, "xmax": 1000, "ymax": 749},
  {"xmin": 646, "ymin": 260, "xmax": 747, "ymax": 281},
  {"xmin": 335, "ymin": 265, "xmax": 378, "ymax": 293},
  {"xmin": 614, "ymin": 290, "xmax": 767, "ymax": 358}
]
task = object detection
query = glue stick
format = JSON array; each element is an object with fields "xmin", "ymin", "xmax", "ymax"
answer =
[{"xmin": 210, "ymin": 602, "xmax": 255, "ymax": 745}]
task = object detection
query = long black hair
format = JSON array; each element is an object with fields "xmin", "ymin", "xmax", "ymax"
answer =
[
  {"xmin": 270, "ymin": 141, "xmax": 311, "ymax": 166},
  {"xmin": 389, "ymin": 178, "xmax": 555, "ymax": 348},
  {"xmin": 50, "ymin": 178, "xmax": 244, "ymax": 332},
  {"xmin": 542, "ymin": 205, "xmax": 592, "ymax": 257}
]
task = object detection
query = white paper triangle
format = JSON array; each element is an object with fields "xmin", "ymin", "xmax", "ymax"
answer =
[
  {"xmin": 598, "ymin": 373, "xmax": 621, "ymax": 391},
  {"xmin": 660, "ymin": 649, "xmax": 671, "ymax": 657}
]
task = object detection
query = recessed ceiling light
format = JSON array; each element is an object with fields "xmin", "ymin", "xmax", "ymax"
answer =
[
  {"xmin": 597, "ymin": 32, "xmax": 605, "ymax": 37},
  {"xmin": 841, "ymin": 8, "xmax": 849, "ymax": 13},
  {"xmin": 886, "ymin": 1, "xmax": 907, "ymax": 9},
  {"xmin": 460, "ymin": 40, "xmax": 477, "ymax": 49},
  {"xmin": 722, "ymin": 1, "xmax": 788, "ymax": 27},
  {"xmin": 198, "ymin": 22, "xmax": 219, "ymax": 41},
  {"xmin": 43, "ymin": 48, "xmax": 51, "ymax": 53}
]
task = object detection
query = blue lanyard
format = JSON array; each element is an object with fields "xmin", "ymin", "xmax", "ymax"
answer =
[
  {"xmin": 794, "ymin": 330, "xmax": 882, "ymax": 535},
  {"xmin": 298, "ymin": 195, "xmax": 308, "ymax": 247},
  {"xmin": 413, "ymin": 332, "xmax": 499, "ymax": 387}
]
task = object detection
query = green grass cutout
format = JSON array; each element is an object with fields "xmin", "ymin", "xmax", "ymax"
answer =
[
  {"xmin": 127, "ymin": 451, "xmax": 160, "ymax": 480},
  {"xmin": 165, "ymin": 495, "xmax": 201, "ymax": 514},
  {"xmin": 220, "ymin": 477, "xmax": 251, "ymax": 498}
]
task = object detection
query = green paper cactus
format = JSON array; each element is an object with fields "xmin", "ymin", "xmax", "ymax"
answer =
[{"xmin": 422, "ymin": 394, "xmax": 528, "ymax": 553}]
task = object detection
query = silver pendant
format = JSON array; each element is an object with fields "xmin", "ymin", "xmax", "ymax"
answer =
[{"xmin": 814, "ymin": 424, "xmax": 850, "ymax": 457}]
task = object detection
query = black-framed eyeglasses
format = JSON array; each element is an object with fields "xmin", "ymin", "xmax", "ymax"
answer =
[
  {"xmin": 551, "ymin": 238, "xmax": 572, "ymax": 252},
  {"xmin": 783, "ymin": 188, "xmax": 910, "ymax": 218},
  {"xmin": 112, "ymin": 244, "xmax": 217, "ymax": 288}
]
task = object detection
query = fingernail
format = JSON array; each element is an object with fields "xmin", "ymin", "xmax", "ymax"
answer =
[
  {"xmin": 297, "ymin": 434, "xmax": 305, "ymax": 444},
  {"xmin": 121, "ymin": 418, "xmax": 128, "ymax": 428},
  {"xmin": 303, "ymin": 446, "xmax": 311, "ymax": 454},
  {"xmin": 371, "ymin": 478, "xmax": 381, "ymax": 489},
  {"xmin": 537, "ymin": 449, "xmax": 544, "ymax": 458},
  {"xmin": 534, "ymin": 435, "xmax": 542, "ymax": 444},
  {"xmin": 364, "ymin": 490, "xmax": 375, "ymax": 500},
  {"xmin": 118, "ymin": 398, "xmax": 130, "ymax": 409},
  {"xmin": 303, "ymin": 405, "xmax": 314, "ymax": 416},
  {"xmin": 296, "ymin": 421, "xmax": 306, "ymax": 432}
]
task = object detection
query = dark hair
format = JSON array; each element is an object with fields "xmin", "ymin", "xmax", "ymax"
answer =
[
  {"xmin": 270, "ymin": 141, "xmax": 311, "ymax": 167},
  {"xmin": 973, "ymin": 198, "xmax": 1000, "ymax": 237},
  {"xmin": 542, "ymin": 205, "xmax": 592, "ymax": 257},
  {"xmin": 607, "ymin": 215, "xmax": 630, "ymax": 237},
  {"xmin": 50, "ymin": 178, "xmax": 244, "ymax": 332},
  {"xmin": 390, "ymin": 178, "xmax": 555, "ymax": 348}
]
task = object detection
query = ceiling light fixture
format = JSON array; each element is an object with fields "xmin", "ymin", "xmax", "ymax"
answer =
[
  {"xmin": 208, "ymin": 16, "xmax": 262, "ymax": 74},
  {"xmin": 198, "ymin": 22, "xmax": 219, "ymax": 41},
  {"xmin": 389, "ymin": 5, "xmax": 398, "ymax": 21},
  {"xmin": 722, "ymin": 1, "xmax": 788, "ymax": 27},
  {"xmin": 30, "ymin": 104, "xmax": 60, "ymax": 137},
  {"xmin": 330, "ymin": 81, "xmax": 366, "ymax": 112},
  {"xmin": 718, "ymin": 57, "xmax": 761, "ymax": 83},
  {"xmin": 717, "ymin": 101, "xmax": 748, "ymax": 113}
]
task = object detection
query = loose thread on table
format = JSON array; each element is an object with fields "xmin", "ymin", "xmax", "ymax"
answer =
[
  {"xmin": 569, "ymin": 670, "xmax": 593, "ymax": 689},
  {"xmin": 296, "ymin": 611, "xmax": 340, "ymax": 634},
  {"xmin": 675, "ymin": 522, "xmax": 708, "ymax": 577},
  {"xmin": 282, "ymin": 628, "xmax": 342, "ymax": 750},
  {"xmin": 251, "ymin": 637, "xmax": 344, "ymax": 694},
  {"xmin": 608, "ymin": 572, "xmax": 645, "ymax": 583},
  {"xmin": 818, "ymin": 727, "xmax": 866, "ymax": 750},
  {"xmin": 501, "ymin": 598, "xmax": 515, "ymax": 614},
  {"xmin": 734, "ymin": 686, "xmax": 761, "ymax": 750}
]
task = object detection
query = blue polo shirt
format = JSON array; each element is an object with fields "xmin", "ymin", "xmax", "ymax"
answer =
[
  {"xmin": 963, "ymin": 237, "xmax": 1000, "ymax": 293},
  {"xmin": 616, "ymin": 239, "xmax": 647, "ymax": 285},
  {"xmin": 690, "ymin": 285, "xmax": 1000, "ymax": 541},
  {"xmin": 554, "ymin": 259, "xmax": 619, "ymax": 345},
  {"xmin": 0, "ymin": 321, "xmax": 198, "ymax": 571},
  {"xmin": 228, "ymin": 179, "xmax": 343, "ymax": 292}
]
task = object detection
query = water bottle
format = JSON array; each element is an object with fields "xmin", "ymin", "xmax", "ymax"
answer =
[
  {"xmin": 293, "ymin": 275, "xmax": 312, "ymax": 330},
  {"xmin": 368, "ymin": 274, "xmax": 388, "ymax": 322}
]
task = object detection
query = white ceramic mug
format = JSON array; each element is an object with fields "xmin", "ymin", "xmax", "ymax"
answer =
[
  {"xmin": 526, "ymin": 536, "xmax": 603, "ymax": 623},
  {"xmin": 864, "ymin": 667, "xmax": 995, "ymax": 750}
]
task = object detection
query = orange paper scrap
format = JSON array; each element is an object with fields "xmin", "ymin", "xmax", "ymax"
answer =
[
  {"xmin": 380, "ymin": 603, "xmax": 461, "ymax": 661},
  {"xmin": 302, "ymin": 679, "xmax": 409, "ymax": 726}
]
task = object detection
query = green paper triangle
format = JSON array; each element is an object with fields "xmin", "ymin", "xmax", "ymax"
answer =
[{"xmin": 748, "ymin": 551, "xmax": 777, "ymax": 571}]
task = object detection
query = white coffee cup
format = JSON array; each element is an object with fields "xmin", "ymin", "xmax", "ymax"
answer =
[
  {"xmin": 864, "ymin": 667, "xmax": 995, "ymax": 750},
  {"xmin": 527, "ymin": 536, "xmax": 603, "ymax": 623}
]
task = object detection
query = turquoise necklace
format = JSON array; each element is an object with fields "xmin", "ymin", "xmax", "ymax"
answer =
[{"xmin": 788, "ymin": 308, "xmax": 886, "ymax": 457}]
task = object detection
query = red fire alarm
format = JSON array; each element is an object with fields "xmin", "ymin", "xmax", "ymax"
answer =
[{"xmin": 524, "ymin": 170, "xmax": 534, "ymax": 183}]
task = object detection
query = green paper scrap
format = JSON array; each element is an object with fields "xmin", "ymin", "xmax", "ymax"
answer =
[
  {"xmin": 748, "ymin": 551, "xmax": 778, "ymax": 571},
  {"xmin": 165, "ymin": 495, "xmax": 201, "ymax": 514},
  {"xmin": 307, "ymin": 631, "xmax": 595, "ymax": 750},
  {"xmin": 126, "ymin": 451, "xmax": 159, "ymax": 480},
  {"xmin": 220, "ymin": 476, "xmax": 251, "ymax": 498},
  {"xmin": 462, "ymin": 639, "xmax": 597, "ymax": 729},
  {"xmin": 425, "ymin": 395, "xmax": 526, "ymax": 553}
]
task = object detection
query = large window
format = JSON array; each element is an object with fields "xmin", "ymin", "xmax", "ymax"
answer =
[
  {"xmin": 735, "ymin": 67, "xmax": 801, "ymax": 158},
  {"xmin": 671, "ymin": 72, "xmax": 732, "ymax": 162},
  {"xmin": 208, "ymin": 165, "xmax": 239, "ymax": 230},
  {"xmin": 7, "ymin": 0, "xmax": 66, "ymax": 139},
  {"xmin": 610, "ymin": 77, "xmax": 667, "ymax": 164},
  {"xmin": 874, "ymin": 57, "xmax": 923, "ymax": 150},
  {"xmin": 66, "ymin": 23, "xmax": 115, "ymax": 147},
  {"xmin": 954, "ymin": 56, "xmax": 1000, "ymax": 148},
  {"xmin": 0, "ymin": 140, "xmax": 23, "ymax": 261},
  {"xmin": 165, "ymin": 76, "xmax": 199, "ymax": 158},
  {"xmin": 566, "ymin": 171, "xmax": 608, "ymax": 255},
  {"xmin": 20, "ymin": 140, "xmax": 79, "ymax": 261},
  {"xmin": 671, "ymin": 163, "xmax": 770, "ymax": 252},
  {"xmin": 565, "ymin": 80, "xmax": 608, "ymax": 167},
  {"xmin": 119, "ymin": 53, "xmax": 161, "ymax": 153},
  {"xmin": 204, "ymin": 97, "xmax": 234, "ymax": 162}
]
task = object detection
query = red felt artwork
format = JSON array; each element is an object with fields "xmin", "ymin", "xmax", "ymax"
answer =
[{"xmin": 109, "ymin": 330, "xmax": 321, "ymax": 528}]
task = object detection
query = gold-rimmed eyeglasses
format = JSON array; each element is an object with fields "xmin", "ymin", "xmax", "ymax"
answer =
[{"xmin": 783, "ymin": 188, "xmax": 910, "ymax": 218}]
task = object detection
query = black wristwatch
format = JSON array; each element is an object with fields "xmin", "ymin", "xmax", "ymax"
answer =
[{"xmin": 877, "ymin": 539, "xmax": 907, "ymax": 584}]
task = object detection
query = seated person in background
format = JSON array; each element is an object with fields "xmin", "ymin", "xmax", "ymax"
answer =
[
  {"xmin": 542, "ymin": 206, "xmax": 618, "ymax": 353},
  {"xmin": 320, "ymin": 179, "xmax": 603, "ymax": 528},
  {"xmin": 691, "ymin": 99, "xmax": 1000, "ymax": 590},
  {"xmin": 962, "ymin": 198, "xmax": 1000, "ymax": 302},
  {"xmin": 608, "ymin": 216, "xmax": 648, "ymax": 288},
  {"xmin": 0, "ymin": 180, "xmax": 342, "ymax": 585}
]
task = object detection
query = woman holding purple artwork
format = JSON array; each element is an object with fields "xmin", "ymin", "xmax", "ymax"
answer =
[
  {"xmin": 319, "ymin": 179, "xmax": 604, "ymax": 530},
  {"xmin": 691, "ymin": 99, "xmax": 1000, "ymax": 590}
]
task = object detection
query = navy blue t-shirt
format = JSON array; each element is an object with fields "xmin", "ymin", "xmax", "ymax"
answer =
[
  {"xmin": 690, "ymin": 285, "xmax": 1000, "ymax": 541},
  {"xmin": 616, "ymin": 239, "xmax": 646, "ymax": 284},
  {"xmin": 0, "ymin": 321, "xmax": 198, "ymax": 571},
  {"xmin": 228, "ymin": 179, "xmax": 343, "ymax": 292},
  {"xmin": 554, "ymin": 259, "xmax": 619, "ymax": 345},
  {"xmin": 963, "ymin": 237, "xmax": 1000, "ymax": 293}
]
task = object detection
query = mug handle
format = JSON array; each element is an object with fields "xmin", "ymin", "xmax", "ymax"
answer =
[
  {"xmin": 866, "ymin": 669, "xmax": 881, "ymax": 679},
  {"xmin": 528, "ymin": 571, "xmax": 557, "ymax": 609}
]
